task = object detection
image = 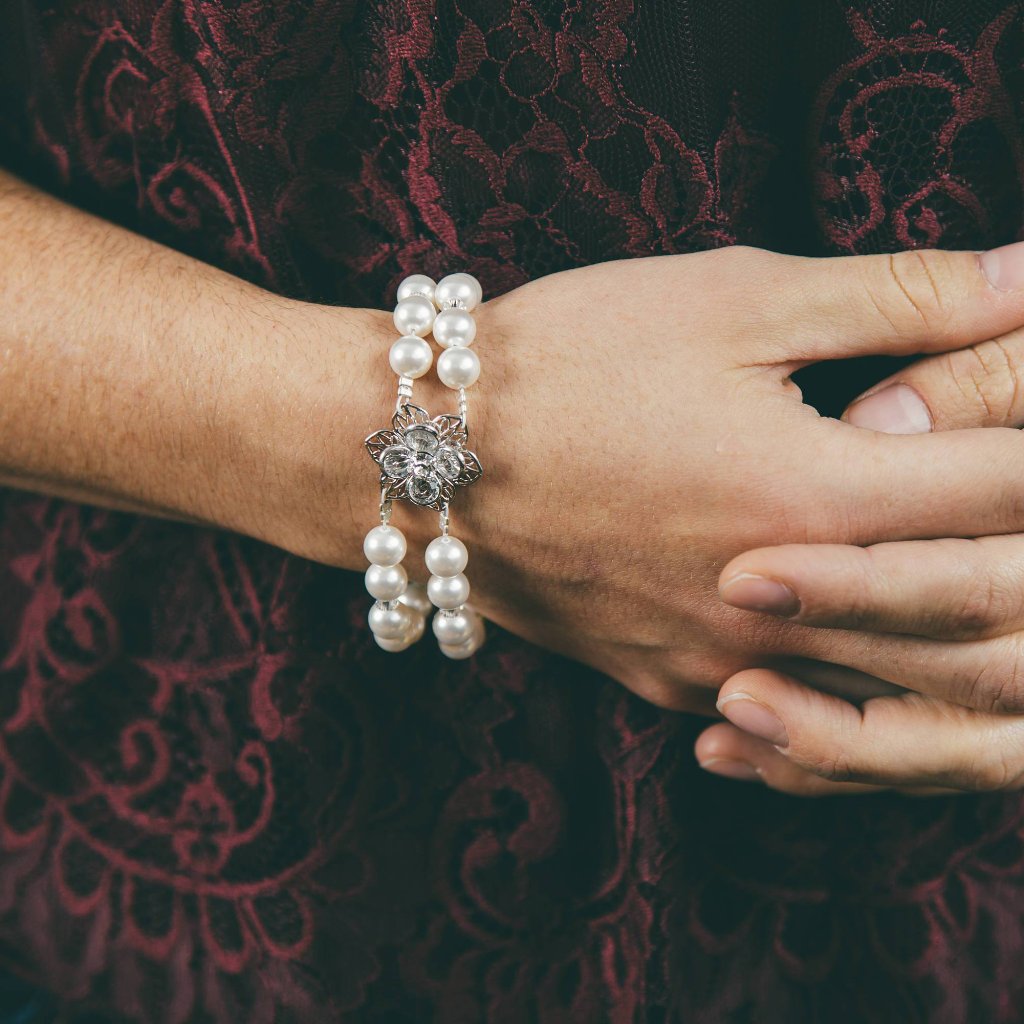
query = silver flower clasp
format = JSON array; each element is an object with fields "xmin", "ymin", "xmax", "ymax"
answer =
[{"xmin": 365, "ymin": 404, "xmax": 483, "ymax": 511}]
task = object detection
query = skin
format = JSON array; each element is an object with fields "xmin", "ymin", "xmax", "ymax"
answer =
[
  {"xmin": 702, "ymin": 280, "xmax": 1024, "ymax": 795},
  {"xmin": 473, "ymin": 248, "xmax": 1024, "ymax": 726},
  {"xmin": 0, "ymin": 170, "xmax": 393, "ymax": 557},
  {"xmin": 5, "ymin": 169, "xmax": 1024, "ymax": 794}
]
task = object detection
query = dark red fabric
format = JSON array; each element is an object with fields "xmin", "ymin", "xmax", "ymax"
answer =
[{"xmin": 1, "ymin": 2, "xmax": 1024, "ymax": 1021}]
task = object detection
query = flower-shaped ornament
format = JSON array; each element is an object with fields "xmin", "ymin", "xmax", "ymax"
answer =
[{"xmin": 365, "ymin": 404, "xmax": 483, "ymax": 511}]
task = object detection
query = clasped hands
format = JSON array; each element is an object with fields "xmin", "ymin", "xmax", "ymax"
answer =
[
  {"xmin": 32, "ymin": 164, "xmax": 1024, "ymax": 800},
  {"xmin": 461, "ymin": 242, "xmax": 1024, "ymax": 798}
]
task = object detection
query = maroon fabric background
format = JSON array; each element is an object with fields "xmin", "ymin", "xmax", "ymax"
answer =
[{"xmin": 2, "ymin": 2, "xmax": 1024, "ymax": 1021}]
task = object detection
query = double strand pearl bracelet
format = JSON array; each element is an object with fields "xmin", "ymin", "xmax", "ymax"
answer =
[{"xmin": 362, "ymin": 272, "xmax": 486, "ymax": 659}]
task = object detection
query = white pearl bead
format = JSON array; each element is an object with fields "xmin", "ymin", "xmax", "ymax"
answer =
[
  {"xmin": 424, "ymin": 536, "xmax": 468, "ymax": 578},
  {"xmin": 363, "ymin": 525, "xmax": 407, "ymax": 567},
  {"xmin": 427, "ymin": 572, "xmax": 470, "ymax": 609},
  {"xmin": 432, "ymin": 609, "xmax": 475, "ymax": 645},
  {"xmin": 375, "ymin": 609, "xmax": 424, "ymax": 650},
  {"xmin": 435, "ymin": 273, "xmax": 482, "ymax": 312},
  {"xmin": 432, "ymin": 307, "xmax": 476, "ymax": 349},
  {"xmin": 440, "ymin": 635, "xmax": 481, "ymax": 660},
  {"xmin": 437, "ymin": 347, "xmax": 480, "ymax": 390},
  {"xmin": 440, "ymin": 612, "xmax": 485, "ymax": 659},
  {"xmin": 389, "ymin": 335, "xmax": 433, "ymax": 378},
  {"xmin": 399, "ymin": 581, "xmax": 433, "ymax": 615},
  {"xmin": 368, "ymin": 602, "xmax": 413, "ymax": 639},
  {"xmin": 365, "ymin": 563, "xmax": 408, "ymax": 602},
  {"xmin": 396, "ymin": 274, "xmax": 436, "ymax": 305},
  {"xmin": 393, "ymin": 295, "xmax": 436, "ymax": 337},
  {"xmin": 440, "ymin": 642, "xmax": 469, "ymax": 659},
  {"xmin": 375, "ymin": 633, "xmax": 413, "ymax": 653},
  {"xmin": 377, "ymin": 608, "xmax": 425, "ymax": 649},
  {"xmin": 407, "ymin": 610, "xmax": 426, "ymax": 644}
]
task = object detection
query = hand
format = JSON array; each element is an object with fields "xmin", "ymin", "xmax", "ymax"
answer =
[
  {"xmin": 23, "ymin": 166, "xmax": 1024, "ymax": 745},
  {"xmin": 697, "ymin": 247, "xmax": 1024, "ymax": 792},
  {"xmin": 439, "ymin": 244, "xmax": 1024, "ymax": 717}
]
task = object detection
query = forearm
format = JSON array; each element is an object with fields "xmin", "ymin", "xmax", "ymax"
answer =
[{"xmin": 0, "ymin": 170, "xmax": 391, "ymax": 566}]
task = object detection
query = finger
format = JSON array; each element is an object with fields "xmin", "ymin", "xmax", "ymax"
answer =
[
  {"xmin": 696, "ymin": 721, "xmax": 960, "ymax": 797},
  {"xmin": 775, "ymin": 617, "xmax": 1024, "ymax": 714},
  {"xmin": 720, "ymin": 535, "xmax": 1024, "ymax": 640},
  {"xmin": 760, "ymin": 243, "xmax": 1024, "ymax": 362},
  {"xmin": 803, "ymin": 421, "xmax": 1024, "ymax": 545},
  {"xmin": 695, "ymin": 721, "xmax": 887, "ymax": 795},
  {"xmin": 844, "ymin": 326, "xmax": 1024, "ymax": 433},
  {"xmin": 772, "ymin": 658, "xmax": 906, "ymax": 701},
  {"xmin": 716, "ymin": 669, "xmax": 1024, "ymax": 790}
]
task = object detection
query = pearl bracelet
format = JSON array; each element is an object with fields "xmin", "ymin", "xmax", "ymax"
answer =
[{"xmin": 362, "ymin": 273, "xmax": 486, "ymax": 659}]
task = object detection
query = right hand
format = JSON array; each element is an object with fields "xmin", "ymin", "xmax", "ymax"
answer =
[{"xmin": 384, "ymin": 244, "xmax": 1024, "ymax": 716}]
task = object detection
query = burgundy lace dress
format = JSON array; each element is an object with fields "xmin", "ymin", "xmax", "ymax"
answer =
[{"xmin": 1, "ymin": 2, "xmax": 1024, "ymax": 1021}]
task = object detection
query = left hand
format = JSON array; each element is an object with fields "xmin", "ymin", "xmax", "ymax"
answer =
[{"xmin": 698, "ymin": 257, "xmax": 1024, "ymax": 795}]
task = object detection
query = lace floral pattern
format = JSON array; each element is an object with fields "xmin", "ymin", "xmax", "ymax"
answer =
[{"xmin": 1, "ymin": 2, "xmax": 1024, "ymax": 1021}]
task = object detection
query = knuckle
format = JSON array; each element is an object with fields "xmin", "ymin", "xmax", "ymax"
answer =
[
  {"xmin": 794, "ymin": 707, "xmax": 872, "ymax": 784},
  {"xmin": 991, "ymin": 339, "xmax": 1024, "ymax": 419},
  {"xmin": 966, "ymin": 753, "xmax": 1020, "ymax": 792},
  {"xmin": 996, "ymin": 475, "xmax": 1024, "ymax": 533},
  {"xmin": 827, "ymin": 546, "xmax": 889, "ymax": 628},
  {"xmin": 966, "ymin": 639, "xmax": 1024, "ymax": 713},
  {"xmin": 949, "ymin": 571, "xmax": 1014, "ymax": 637},
  {"xmin": 803, "ymin": 747, "xmax": 856, "ymax": 784},
  {"xmin": 828, "ymin": 582, "xmax": 876, "ymax": 630},
  {"xmin": 877, "ymin": 249, "xmax": 956, "ymax": 338},
  {"xmin": 944, "ymin": 343, "xmax": 1021, "ymax": 425}
]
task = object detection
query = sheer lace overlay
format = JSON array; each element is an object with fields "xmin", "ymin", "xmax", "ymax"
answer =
[{"xmin": 1, "ymin": 2, "xmax": 1024, "ymax": 1021}]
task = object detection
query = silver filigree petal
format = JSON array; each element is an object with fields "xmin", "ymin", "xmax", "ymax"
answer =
[
  {"xmin": 432, "ymin": 414, "xmax": 465, "ymax": 444},
  {"xmin": 382, "ymin": 475, "xmax": 408, "ymax": 501},
  {"xmin": 458, "ymin": 450, "xmax": 483, "ymax": 485},
  {"xmin": 365, "ymin": 429, "xmax": 402, "ymax": 462},
  {"xmin": 438, "ymin": 479, "xmax": 457, "ymax": 509},
  {"xmin": 393, "ymin": 403, "xmax": 431, "ymax": 433}
]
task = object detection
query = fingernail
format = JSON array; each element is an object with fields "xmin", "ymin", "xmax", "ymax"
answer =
[
  {"xmin": 845, "ymin": 383, "xmax": 932, "ymax": 434},
  {"xmin": 717, "ymin": 693, "xmax": 789, "ymax": 748},
  {"xmin": 699, "ymin": 758, "xmax": 763, "ymax": 782},
  {"xmin": 720, "ymin": 574, "xmax": 800, "ymax": 617},
  {"xmin": 981, "ymin": 240, "xmax": 1024, "ymax": 291}
]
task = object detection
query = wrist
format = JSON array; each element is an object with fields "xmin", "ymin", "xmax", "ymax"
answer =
[{"xmin": 201, "ymin": 287, "xmax": 395, "ymax": 569}]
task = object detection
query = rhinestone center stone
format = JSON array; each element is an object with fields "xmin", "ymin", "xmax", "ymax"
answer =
[{"xmin": 404, "ymin": 425, "xmax": 439, "ymax": 454}]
